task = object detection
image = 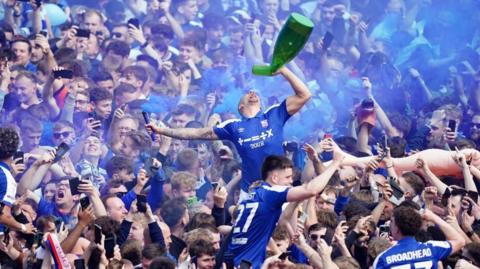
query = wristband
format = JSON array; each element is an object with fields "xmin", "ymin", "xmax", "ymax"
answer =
[
  {"xmin": 140, "ymin": 41, "xmax": 149, "ymax": 49},
  {"xmin": 20, "ymin": 224, "xmax": 26, "ymax": 232}
]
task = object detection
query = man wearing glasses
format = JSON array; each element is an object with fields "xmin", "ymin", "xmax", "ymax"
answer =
[{"xmin": 52, "ymin": 120, "xmax": 76, "ymax": 146}]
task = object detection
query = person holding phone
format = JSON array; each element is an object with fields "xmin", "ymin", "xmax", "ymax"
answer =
[
  {"xmin": 0, "ymin": 127, "xmax": 35, "ymax": 234},
  {"xmin": 146, "ymin": 66, "xmax": 312, "ymax": 201}
]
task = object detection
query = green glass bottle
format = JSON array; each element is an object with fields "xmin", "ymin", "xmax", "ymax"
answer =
[{"xmin": 252, "ymin": 12, "xmax": 314, "ymax": 76}]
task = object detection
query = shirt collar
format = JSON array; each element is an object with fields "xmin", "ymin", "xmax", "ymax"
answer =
[
  {"xmin": 398, "ymin": 236, "xmax": 417, "ymax": 244},
  {"xmin": 241, "ymin": 109, "xmax": 263, "ymax": 120}
]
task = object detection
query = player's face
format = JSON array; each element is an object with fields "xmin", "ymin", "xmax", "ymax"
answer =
[{"xmin": 275, "ymin": 168, "xmax": 293, "ymax": 186}]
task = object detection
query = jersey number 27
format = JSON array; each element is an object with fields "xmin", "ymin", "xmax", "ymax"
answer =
[{"xmin": 233, "ymin": 202, "xmax": 259, "ymax": 234}]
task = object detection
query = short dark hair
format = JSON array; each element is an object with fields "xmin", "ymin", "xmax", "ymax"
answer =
[
  {"xmin": 402, "ymin": 172, "xmax": 425, "ymax": 196},
  {"xmin": 142, "ymin": 243, "xmax": 166, "ymax": 259},
  {"xmin": 137, "ymin": 54, "xmax": 159, "ymax": 70},
  {"xmin": 106, "ymin": 40, "xmax": 130, "ymax": 58},
  {"xmin": 160, "ymin": 198, "xmax": 187, "ymax": 228},
  {"xmin": 0, "ymin": 127, "xmax": 19, "ymax": 159},
  {"xmin": 387, "ymin": 136, "xmax": 407, "ymax": 158},
  {"xmin": 261, "ymin": 155, "xmax": 293, "ymax": 180},
  {"xmin": 92, "ymin": 70, "xmax": 113, "ymax": 83},
  {"xmin": 149, "ymin": 257, "xmax": 176, "ymax": 269},
  {"xmin": 90, "ymin": 87, "xmax": 113, "ymax": 103},
  {"xmin": 11, "ymin": 37, "xmax": 32, "ymax": 53},
  {"xmin": 465, "ymin": 243, "xmax": 480, "ymax": 266},
  {"xmin": 393, "ymin": 206, "xmax": 422, "ymax": 236},
  {"xmin": 121, "ymin": 239, "xmax": 143, "ymax": 265},
  {"xmin": 202, "ymin": 13, "xmax": 226, "ymax": 30},
  {"xmin": 188, "ymin": 239, "xmax": 216, "ymax": 259},
  {"xmin": 105, "ymin": 156, "xmax": 134, "ymax": 178},
  {"xmin": 122, "ymin": 65, "xmax": 149, "ymax": 85},
  {"xmin": 113, "ymin": 83, "xmax": 137, "ymax": 98},
  {"xmin": 185, "ymin": 212, "xmax": 216, "ymax": 232},
  {"xmin": 172, "ymin": 104, "xmax": 198, "ymax": 118}
]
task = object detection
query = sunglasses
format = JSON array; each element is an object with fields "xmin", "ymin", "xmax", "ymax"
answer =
[
  {"xmin": 116, "ymin": 192, "xmax": 127, "ymax": 199},
  {"xmin": 309, "ymin": 234, "xmax": 325, "ymax": 241},
  {"xmin": 472, "ymin": 123, "xmax": 480, "ymax": 128},
  {"xmin": 53, "ymin": 131, "xmax": 71, "ymax": 139}
]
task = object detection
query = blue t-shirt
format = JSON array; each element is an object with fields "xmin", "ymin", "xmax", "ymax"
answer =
[
  {"xmin": 0, "ymin": 162, "xmax": 17, "ymax": 232},
  {"xmin": 373, "ymin": 237, "xmax": 452, "ymax": 269},
  {"xmin": 214, "ymin": 100, "xmax": 291, "ymax": 191},
  {"xmin": 227, "ymin": 182, "xmax": 289, "ymax": 269}
]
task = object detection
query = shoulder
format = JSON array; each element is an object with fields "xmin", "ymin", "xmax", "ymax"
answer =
[
  {"xmin": 261, "ymin": 184, "xmax": 289, "ymax": 193},
  {"xmin": 425, "ymin": 240, "xmax": 452, "ymax": 249},
  {"xmin": 216, "ymin": 118, "xmax": 241, "ymax": 128},
  {"xmin": 264, "ymin": 102, "xmax": 285, "ymax": 115}
]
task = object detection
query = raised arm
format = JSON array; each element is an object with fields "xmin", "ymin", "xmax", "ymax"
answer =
[
  {"xmin": 422, "ymin": 209, "xmax": 466, "ymax": 254},
  {"xmin": 146, "ymin": 123, "xmax": 218, "ymax": 140},
  {"xmin": 282, "ymin": 66, "xmax": 312, "ymax": 115},
  {"xmin": 287, "ymin": 158, "xmax": 342, "ymax": 202}
]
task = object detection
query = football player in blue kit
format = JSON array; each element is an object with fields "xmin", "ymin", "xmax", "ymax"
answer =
[
  {"xmin": 225, "ymin": 154, "xmax": 343, "ymax": 269},
  {"xmin": 373, "ymin": 206, "xmax": 465, "ymax": 269},
  {"xmin": 145, "ymin": 66, "xmax": 311, "ymax": 199}
]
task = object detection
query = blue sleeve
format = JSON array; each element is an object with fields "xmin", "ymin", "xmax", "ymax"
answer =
[
  {"xmin": 148, "ymin": 169, "xmax": 165, "ymax": 212},
  {"xmin": 148, "ymin": 222, "xmax": 165, "ymax": 248},
  {"xmin": 122, "ymin": 190, "xmax": 137, "ymax": 210},
  {"xmin": 265, "ymin": 100, "xmax": 291, "ymax": 125},
  {"xmin": 0, "ymin": 173, "xmax": 8, "ymax": 206},
  {"xmin": 263, "ymin": 185, "xmax": 288, "ymax": 209},
  {"xmin": 117, "ymin": 220, "xmax": 133, "ymax": 246},
  {"xmin": 334, "ymin": 195, "xmax": 349, "ymax": 215},
  {"xmin": 213, "ymin": 120, "xmax": 237, "ymax": 141},
  {"xmin": 428, "ymin": 241, "xmax": 452, "ymax": 260}
]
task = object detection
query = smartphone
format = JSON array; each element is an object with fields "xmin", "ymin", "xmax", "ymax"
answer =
[
  {"xmin": 53, "ymin": 142, "xmax": 70, "ymax": 163},
  {"xmin": 448, "ymin": 119, "xmax": 457, "ymax": 132},
  {"xmin": 137, "ymin": 194, "xmax": 147, "ymax": 213},
  {"xmin": 322, "ymin": 31, "xmax": 334, "ymax": 50},
  {"xmin": 298, "ymin": 210, "xmax": 308, "ymax": 226},
  {"xmin": 14, "ymin": 151, "xmax": 24, "ymax": 164},
  {"xmin": 69, "ymin": 177, "xmax": 81, "ymax": 196},
  {"xmin": 127, "ymin": 18, "xmax": 140, "ymax": 29},
  {"xmin": 388, "ymin": 177, "xmax": 405, "ymax": 205},
  {"xmin": 239, "ymin": 260, "xmax": 252, "ymax": 269},
  {"xmin": 33, "ymin": 232, "xmax": 44, "ymax": 247},
  {"xmin": 39, "ymin": 30, "xmax": 47, "ymax": 37},
  {"xmin": 80, "ymin": 196, "xmax": 90, "ymax": 210},
  {"xmin": 104, "ymin": 236, "xmax": 116, "ymax": 259},
  {"xmin": 76, "ymin": 29, "xmax": 90, "ymax": 38},
  {"xmin": 278, "ymin": 251, "xmax": 292, "ymax": 260},
  {"xmin": 379, "ymin": 224, "xmax": 390, "ymax": 234},
  {"xmin": 74, "ymin": 259, "xmax": 85, "ymax": 269},
  {"xmin": 94, "ymin": 224, "xmax": 102, "ymax": 244},
  {"xmin": 211, "ymin": 182, "xmax": 219, "ymax": 190},
  {"xmin": 53, "ymin": 69, "xmax": 74, "ymax": 79},
  {"xmin": 323, "ymin": 133, "xmax": 332, "ymax": 139}
]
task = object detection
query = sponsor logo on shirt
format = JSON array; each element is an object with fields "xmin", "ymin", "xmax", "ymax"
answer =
[
  {"xmin": 238, "ymin": 129, "xmax": 274, "ymax": 147},
  {"xmin": 261, "ymin": 120, "xmax": 269, "ymax": 128},
  {"xmin": 238, "ymin": 127, "xmax": 245, "ymax": 133}
]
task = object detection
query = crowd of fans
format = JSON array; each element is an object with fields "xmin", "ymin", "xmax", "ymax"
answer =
[{"xmin": 1, "ymin": 0, "xmax": 480, "ymax": 268}]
